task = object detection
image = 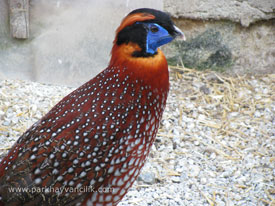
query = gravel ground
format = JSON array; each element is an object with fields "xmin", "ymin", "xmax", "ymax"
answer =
[{"xmin": 0, "ymin": 67, "xmax": 274, "ymax": 206}]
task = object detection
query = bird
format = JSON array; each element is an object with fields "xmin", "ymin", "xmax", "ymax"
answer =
[{"xmin": 0, "ymin": 8, "xmax": 184, "ymax": 206}]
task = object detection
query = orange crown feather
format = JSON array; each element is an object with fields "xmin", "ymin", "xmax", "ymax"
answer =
[{"xmin": 114, "ymin": 13, "xmax": 156, "ymax": 42}]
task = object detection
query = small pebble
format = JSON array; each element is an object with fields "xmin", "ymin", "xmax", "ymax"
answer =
[
  {"xmin": 194, "ymin": 141, "xmax": 200, "ymax": 146},
  {"xmin": 137, "ymin": 172, "xmax": 156, "ymax": 185},
  {"xmin": 171, "ymin": 176, "xmax": 181, "ymax": 183}
]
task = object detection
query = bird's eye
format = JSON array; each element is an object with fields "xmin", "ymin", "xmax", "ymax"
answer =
[{"xmin": 150, "ymin": 25, "xmax": 159, "ymax": 33}]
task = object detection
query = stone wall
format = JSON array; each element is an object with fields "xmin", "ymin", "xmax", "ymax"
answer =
[
  {"xmin": 164, "ymin": 0, "xmax": 275, "ymax": 74},
  {"xmin": 165, "ymin": 0, "xmax": 274, "ymax": 27}
]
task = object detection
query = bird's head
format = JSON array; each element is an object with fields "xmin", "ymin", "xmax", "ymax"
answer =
[
  {"xmin": 111, "ymin": 8, "xmax": 185, "ymax": 58},
  {"xmin": 109, "ymin": 8, "xmax": 185, "ymax": 87}
]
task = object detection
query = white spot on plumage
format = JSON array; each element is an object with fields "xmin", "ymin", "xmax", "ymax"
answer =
[
  {"xmin": 34, "ymin": 137, "xmax": 40, "ymax": 142},
  {"xmin": 108, "ymin": 166, "xmax": 114, "ymax": 174},
  {"xmin": 79, "ymin": 171, "xmax": 87, "ymax": 178},
  {"xmin": 113, "ymin": 194, "xmax": 120, "ymax": 202},
  {"xmin": 30, "ymin": 154, "xmax": 36, "ymax": 161},
  {"xmin": 138, "ymin": 144, "xmax": 144, "ymax": 150},
  {"xmin": 34, "ymin": 168, "xmax": 41, "ymax": 175},
  {"xmin": 105, "ymin": 195, "xmax": 112, "ymax": 202},
  {"xmin": 85, "ymin": 161, "xmax": 91, "ymax": 167},
  {"xmin": 34, "ymin": 178, "xmax": 42, "ymax": 185},
  {"xmin": 49, "ymin": 153, "xmax": 55, "ymax": 159},
  {"xmin": 68, "ymin": 167, "xmax": 74, "ymax": 173},
  {"xmin": 62, "ymin": 152, "xmax": 68, "ymax": 158},
  {"xmin": 129, "ymin": 168, "xmax": 135, "ymax": 176},
  {"xmin": 76, "ymin": 183, "xmax": 82, "ymax": 189},
  {"xmin": 135, "ymin": 138, "xmax": 141, "ymax": 145},
  {"xmin": 120, "ymin": 188, "xmax": 126, "ymax": 196},
  {"xmin": 54, "ymin": 161, "xmax": 59, "ymax": 167},
  {"xmin": 52, "ymin": 168, "xmax": 59, "ymax": 175},
  {"xmin": 90, "ymin": 179, "xmax": 96, "ymax": 186},
  {"xmin": 73, "ymin": 159, "xmax": 79, "ymax": 165},
  {"xmin": 134, "ymin": 168, "xmax": 140, "ymax": 177},
  {"xmin": 32, "ymin": 146, "xmax": 38, "ymax": 152},
  {"xmin": 114, "ymin": 169, "xmax": 121, "ymax": 177},
  {"xmin": 45, "ymin": 140, "xmax": 51, "ymax": 146},
  {"xmin": 111, "ymin": 187, "xmax": 119, "ymax": 195},
  {"xmin": 95, "ymin": 166, "xmax": 100, "ymax": 171},
  {"xmin": 69, "ymin": 180, "xmax": 74, "ymax": 186},
  {"xmin": 123, "ymin": 174, "xmax": 130, "ymax": 182},
  {"xmin": 98, "ymin": 177, "xmax": 104, "ymax": 182},
  {"xmin": 112, "ymin": 177, "xmax": 117, "ymax": 185}
]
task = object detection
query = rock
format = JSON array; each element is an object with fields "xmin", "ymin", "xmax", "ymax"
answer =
[
  {"xmin": 171, "ymin": 176, "xmax": 181, "ymax": 183},
  {"xmin": 205, "ymin": 73, "xmax": 224, "ymax": 83},
  {"xmin": 199, "ymin": 85, "xmax": 210, "ymax": 95},
  {"xmin": 138, "ymin": 172, "xmax": 156, "ymax": 185},
  {"xmin": 200, "ymin": 177, "xmax": 207, "ymax": 185},
  {"xmin": 228, "ymin": 112, "xmax": 239, "ymax": 118},
  {"xmin": 172, "ymin": 136, "xmax": 181, "ymax": 148},
  {"xmin": 187, "ymin": 122, "xmax": 195, "ymax": 130},
  {"xmin": 0, "ymin": 110, "xmax": 4, "ymax": 117},
  {"xmin": 254, "ymin": 110, "xmax": 262, "ymax": 118},
  {"xmin": 190, "ymin": 165, "xmax": 200, "ymax": 177},
  {"xmin": 168, "ymin": 29, "xmax": 233, "ymax": 72},
  {"xmin": 2, "ymin": 120, "xmax": 10, "ymax": 126},
  {"xmin": 194, "ymin": 141, "xmax": 200, "ymax": 146},
  {"xmin": 185, "ymin": 192, "xmax": 192, "ymax": 201},
  {"xmin": 165, "ymin": 0, "xmax": 275, "ymax": 27},
  {"xmin": 210, "ymin": 152, "xmax": 216, "ymax": 159}
]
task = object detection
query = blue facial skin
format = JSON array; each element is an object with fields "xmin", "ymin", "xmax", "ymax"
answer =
[{"xmin": 144, "ymin": 23, "xmax": 173, "ymax": 54}]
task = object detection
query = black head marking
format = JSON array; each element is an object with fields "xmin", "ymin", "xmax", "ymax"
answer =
[
  {"xmin": 129, "ymin": 8, "xmax": 178, "ymax": 37},
  {"xmin": 116, "ymin": 8, "xmax": 180, "ymax": 57}
]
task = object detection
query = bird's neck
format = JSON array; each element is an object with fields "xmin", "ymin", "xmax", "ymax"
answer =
[{"xmin": 109, "ymin": 43, "xmax": 169, "ymax": 90}]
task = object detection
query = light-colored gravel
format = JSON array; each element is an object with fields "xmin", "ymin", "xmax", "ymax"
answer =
[{"xmin": 0, "ymin": 67, "xmax": 274, "ymax": 206}]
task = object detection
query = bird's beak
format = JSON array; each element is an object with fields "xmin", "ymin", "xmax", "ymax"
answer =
[{"xmin": 173, "ymin": 25, "xmax": 186, "ymax": 41}]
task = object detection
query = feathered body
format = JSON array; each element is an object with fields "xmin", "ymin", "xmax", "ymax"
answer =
[{"xmin": 0, "ymin": 8, "xmax": 184, "ymax": 206}]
